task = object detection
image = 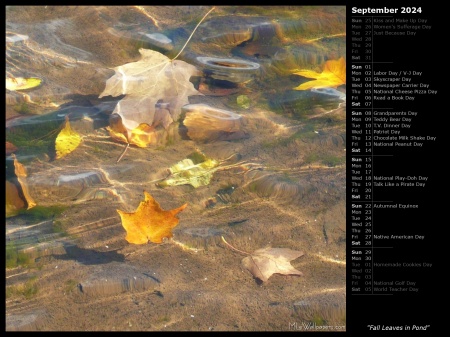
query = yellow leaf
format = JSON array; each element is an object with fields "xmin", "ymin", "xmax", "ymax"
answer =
[
  {"xmin": 107, "ymin": 114, "xmax": 172, "ymax": 147},
  {"xmin": 127, "ymin": 124, "xmax": 157, "ymax": 148},
  {"xmin": 293, "ymin": 57, "xmax": 346, "ymax": 90},
  {"xmin": 55, "ymin": 115, "xmax": 82, "ymax": 159},
  {"xmin": 107, "ymin": 123, "xmax": 156, "ymax": 148},
  {"xmin": 6, "ymin": 77, "xmax": 42, "ymax": 91},
  {"xmin": 117, "ymin": 191, "xmax": 187, "ymax": 244}
]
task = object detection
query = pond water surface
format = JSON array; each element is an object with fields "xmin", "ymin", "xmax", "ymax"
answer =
[{"xmin": 6, "ymin": 6, "xmax": 346, "ymax": 331}]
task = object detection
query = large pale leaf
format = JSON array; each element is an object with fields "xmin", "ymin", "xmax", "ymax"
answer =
[
  {"xmin": 99, "ymin": 48, "xmax": 202, "ymax": 145},
  {"xmin": 294, "ymin": 57, "xmax": 346, "ymax": 90},
  {"xmin": 117, "ymin": 191, "xmax": 187, "ymax": 244},
  {"xmin": 242, "ymin": 247, "xmax": 304, "ymax": 282}
]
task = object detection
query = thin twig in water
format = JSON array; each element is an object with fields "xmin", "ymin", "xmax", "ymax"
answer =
[
  {"xmin": 134, "ymin": 6, "xmax": 160, "ymax": 28},
  {"xmin": 116, "ymin": 143, "xmax": 130, "ymax": 163},
  {"xmin": 221, "ymin": 236, "xmax": 249, "ymax": 256},
  {"xmin": 172, "ymin": 6, "xmax": 215, "ymax": 61}
]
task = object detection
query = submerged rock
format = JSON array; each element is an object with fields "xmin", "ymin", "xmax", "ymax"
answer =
[
  {"xmin": 244, "ymin": 170, "xmax": 307, "ymax": 202},
  {"xmin": 139, "ymin": 32, "xmax": 174, "ymax": 50},
  {"xmin": 182, "ymin": 103, "xmax": 248, "ymax": 142},
  {"xmin": 268, "ymin": 90, "xmax": 341, "ymax": 120},
  {"xmin": 27, "ymin": 169, "xmax": 120, "ymax": 205},
  {"xmin": 174, "ymin": 226, "xmax": 225, "ymax": 250},
  {"xmin": 78, "ymin": 263, "xmax": 160, "ymax": 297},
  {"xmin": 195, "ymin": 57, "xmax": 260, "ymax": 83}
]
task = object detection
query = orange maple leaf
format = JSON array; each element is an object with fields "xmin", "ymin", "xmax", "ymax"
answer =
[{"xmin": 117, "ymin": 191, "xmax": 187, "ymax": 244}]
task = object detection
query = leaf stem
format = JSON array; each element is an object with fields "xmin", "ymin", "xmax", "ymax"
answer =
[
  {"xmin": 172, "ymin": 6, "xmax": 215, "ymax": 61},
  {"xmin": 221, "ymin": 236, "xmax": 250, "ymax": 256}
]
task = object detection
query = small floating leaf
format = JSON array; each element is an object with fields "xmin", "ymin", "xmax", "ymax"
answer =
[
  {"xmin": 6, "ymin": 77, "xmax": 42, "ymax": 91},
  {"xmin": 237, "ymin": 95, "xmax": 250, "ymax": 109},
  {"xmin": 55, "ymin": 116, "xmax": 82, "ymax": 159},
  {"xmin": 117, "ymin": 191, "xmax": 187, "ymax": 244},
  {"xmin": 158, "ymin": 157, "xmax": 219, "ymax": 188}
]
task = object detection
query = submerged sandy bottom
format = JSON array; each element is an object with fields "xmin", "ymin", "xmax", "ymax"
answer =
[{"xmin": 6, "ymin": 116, "xmax": 346, "ymax": 331}]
